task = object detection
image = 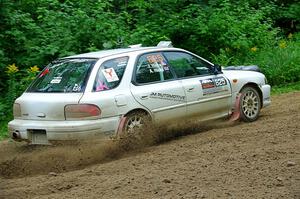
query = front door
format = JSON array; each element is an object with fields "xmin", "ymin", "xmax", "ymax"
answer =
[{"xmin": 163, "ymin": 51, "xmax": 231, "ymax": 121}]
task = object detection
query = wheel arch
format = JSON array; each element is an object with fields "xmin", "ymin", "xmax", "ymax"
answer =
[
  {"xmin": 124, "ymin": 108, "xmax": 153, "ymax": 121},
  {"xmin": 239, "ymin": 82, "xmax": 263, "ymax": 108}
]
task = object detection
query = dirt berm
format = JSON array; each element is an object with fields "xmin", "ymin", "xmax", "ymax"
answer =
[{"xmin": 0, "ymin": 92, "xmax": 299, "ymax": 199}]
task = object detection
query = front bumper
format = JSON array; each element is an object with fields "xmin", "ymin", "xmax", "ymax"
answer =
[
  {"xmin": 8, "ymin": 116, "xmax": 120, "ymax": 144},
  {"xmin": 261, "ymin": 84, "xmax": 271, "ymax": 107}
]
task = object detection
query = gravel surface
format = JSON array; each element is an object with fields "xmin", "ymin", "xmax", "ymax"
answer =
[{"xmin": 0, "ymin": 92, "xmax": 299, "ymax": 199}]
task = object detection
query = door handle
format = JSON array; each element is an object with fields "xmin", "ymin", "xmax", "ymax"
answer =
[
  {"xmin": 187, "ymin": 87, "xmax": 195, "ymax": 92},
  {"xmin": 140, "ymin": 95, "xmax": 149, "ymax": 100},
  {"xmin": 36, "ymin": 113, "xmax": 46, "ymax": 118}
]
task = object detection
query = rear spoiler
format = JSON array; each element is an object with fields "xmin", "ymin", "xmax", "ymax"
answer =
[{"xmin": 223, "ymin": 65, "xmax": 261, "ymax": 72}]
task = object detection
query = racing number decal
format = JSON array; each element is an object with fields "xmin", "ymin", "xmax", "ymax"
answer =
[
  {"xmin": 200, "ymin": 77, "xmax": 228, "ymax": 95},
  {"xmin": 214, "ymin": 77, "xmax": 227, "ymax": 87}
]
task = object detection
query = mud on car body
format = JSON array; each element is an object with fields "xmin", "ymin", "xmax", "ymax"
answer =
[{"xmin": 8, "ymin": 41, "xmax": 271, "ymax": 144}]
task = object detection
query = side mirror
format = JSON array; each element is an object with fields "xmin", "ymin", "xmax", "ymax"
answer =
[{"xmin": 213, "ymin": 64, "xmax": 222, "ymax": 75}]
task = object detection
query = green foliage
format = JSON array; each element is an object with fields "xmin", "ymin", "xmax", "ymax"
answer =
[
  {"xmin": 247, "ymin": 34, "xmax": 300, "ymax": 86},
  {"xmin": 0, "ymin": 0, "xmax": 298, "ymax": 74},
  {"xmin": 213, "ymin": 33, "xmax": 300, "ymax": 86},
  {"xmin": 0, "ymin": 121, "xmax": 8, "ymax": 140},
  {"xmin": 0, "ymin": 65, "xmax": 39, "ymax": 128},
  {"xmin": 0, "ymin": 0, "xmax": 299, "ymax": 139}
]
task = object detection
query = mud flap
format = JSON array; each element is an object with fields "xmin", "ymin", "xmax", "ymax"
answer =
[
  {"xmin": 116, "ymin": 116, "xmax": 127, "ymax": 136},
  {"xmin": 230, "ymin": 93, "xmax": 242, "ymax": 121}
]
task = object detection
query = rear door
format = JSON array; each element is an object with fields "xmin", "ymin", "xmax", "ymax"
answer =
[
  {"xmin": 130, "ymin": 52, "xmax": 186, "ymax": 122},
  {"xmin": 163, "ymin": 51, "xmax": 232, "ymax": 120}
]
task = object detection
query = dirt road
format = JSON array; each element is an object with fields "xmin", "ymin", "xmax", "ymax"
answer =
[{"xmin": 0, "ymin": 92, "xmax": 299, "ymax": 199}]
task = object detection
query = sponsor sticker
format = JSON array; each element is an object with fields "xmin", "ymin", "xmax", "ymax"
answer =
[
  {"xmin": 147, "ymin": 54, "xmax": 168, "ymax": 73},
  {"xmin": 72, "ymin": 84, "xmax": 81, "ymax": 92},
  {"xmin": 147, "ymin": 54, "xmax": 165, "ymax": 64},
  {"xmin": 200, "ymin": 77, "xmax": 228, "ymax": 95},
  {"xmin": 50, "ymin": 77, "xmax": 62, "ymax": 84},
  {"xmin": 116, "ymin": 57, "xmax": 128, "ymax": 67},
  {"xmin": 102, "ymin": 68, "xmax": 119, "ymax": 82},
  {"xmin": 201, "ymin": 79, "xmax": 215, "ymax": 89}
]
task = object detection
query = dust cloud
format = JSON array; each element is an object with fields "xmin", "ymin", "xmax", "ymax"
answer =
[{"xmin": 0, "ymin": 118, "xmax": 230, "ymax": 179}]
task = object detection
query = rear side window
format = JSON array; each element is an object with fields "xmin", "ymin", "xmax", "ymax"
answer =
[
  {"xmin": 163, "ymin": 52, "xmax": 213, "ymax": 78},
  {"xmin": 27, "ymin": 58, "xmax": 96, "ymax": 93},
  {"xmin": 93, "ymin": 57, "xmax": 128, "ymax": 92},
  {"xmin": 135, "ymin": 53, "xmax": 174, "ymax": 84}
]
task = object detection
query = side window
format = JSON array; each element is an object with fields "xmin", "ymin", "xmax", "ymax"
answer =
[
  {"xmin": 93, "ymin": 57, "xmax": 128, "ymax": 92},
  {"xmin": 164, "ymin": 52, "xmax": 213, "ymax": 78},
  {"xmin": 135, "ymin": 53, "xmax": 174, "ymax": 84}
]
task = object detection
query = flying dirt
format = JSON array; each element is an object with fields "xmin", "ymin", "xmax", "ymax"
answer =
[{"xmin": 0, "ymin": 92, "xmax": 299, "ymax": 199}]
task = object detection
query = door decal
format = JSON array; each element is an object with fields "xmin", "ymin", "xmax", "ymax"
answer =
[
  {"xmin": 200, "ymin": 77, "xmax": 228, "ymax": 95},
  {"xmin": 149, "ymin": 92, "xmax": 186, "ymax": 102}
]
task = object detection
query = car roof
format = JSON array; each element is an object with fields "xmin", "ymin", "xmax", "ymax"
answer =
[{"xmin": 65, "ymin": 47, "xmax": 179, "ymax": 59}]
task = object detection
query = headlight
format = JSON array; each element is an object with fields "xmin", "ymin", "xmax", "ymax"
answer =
[{"xmin": 13, "ymin": 103, "xmax": 21, "ymax": 118}]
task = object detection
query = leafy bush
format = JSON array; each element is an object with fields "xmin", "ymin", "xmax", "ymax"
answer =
[
  {"xmin": 247, "ymin": 34, "xmax": 300, "ymax": 85},
  {"xmin": 212, "ymin": 33, "xmax": 300, "ymax": 86},
  {"xmin": 0, "ymin": 64, "xmax": 39, "ymax": 134}
]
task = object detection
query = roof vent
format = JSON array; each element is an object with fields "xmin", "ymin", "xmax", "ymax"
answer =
[
  {"xmin": 157, "ymin": 41, "xmax": 173, "ymax": 48},
  {"xmin": 129, "ymin": 44, "xmax": 142, "ymax": 48}
]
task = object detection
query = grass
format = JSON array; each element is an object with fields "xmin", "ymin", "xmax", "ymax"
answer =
[
  {"xmin": 271, "ymin": 81, "xmax": 300, "ymax": 95},
  {"xmin": 0, "ymin": 120, "xmax": 8, "ymax": 140}
]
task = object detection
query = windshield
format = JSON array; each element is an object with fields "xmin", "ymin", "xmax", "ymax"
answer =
[{"xmin": 27, "ymin": 58, "xmax": 97, "ymax": 93}]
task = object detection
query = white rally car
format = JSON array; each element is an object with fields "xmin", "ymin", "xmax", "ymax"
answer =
[{"xmin": 8, "ymin": 42, "xmax": 271, "ymax": 144}]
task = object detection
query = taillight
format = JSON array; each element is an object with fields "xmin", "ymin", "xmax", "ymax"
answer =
[
  {"xmin": 64, "ymin": 104, "xmax": 101, "ymax": 120},
  {"xmin": 13, "ymin": 103, "xmax": 21, "ymax": 118}
]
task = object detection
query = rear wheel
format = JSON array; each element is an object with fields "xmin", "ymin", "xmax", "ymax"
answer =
[
  {"xmin": 239, "ymin": 86, "xmax": 261, "ymax": 122},
  {"xmin": 123, "ymin": 111, "xmax": 151, "ymax": 135},
  {"xmin": 116, "ymin": 111, "xmax": 153, "ymax": 149}
]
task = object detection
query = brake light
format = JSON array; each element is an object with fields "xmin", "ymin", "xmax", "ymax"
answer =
[
  {"xmin": 13, "ymin": 103, "xmax": 21, "ymax": 118},
  {"xmin": 64, "ymin": 104, "xmax": 101, "ymax": 120}
]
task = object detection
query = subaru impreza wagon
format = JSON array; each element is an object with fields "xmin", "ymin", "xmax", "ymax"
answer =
[{"xmin": 8, "ymin": 41, "xmax": 271, "ymax": 144}]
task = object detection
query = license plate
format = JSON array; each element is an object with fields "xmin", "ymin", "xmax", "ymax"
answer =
[{"xmin": 28, "ymin": 129, "xmax": 49, "ymax": 145}]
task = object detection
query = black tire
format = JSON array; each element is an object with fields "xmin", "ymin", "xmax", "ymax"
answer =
[
  {"xmin": 123, "ymin": 111, "xmax": 151, "ymax": 135},
  {"xmin": 239, "ymin": 86, "xmax": 261, "ymax": 122},
  {"xmin": 116, "ymin": 111, "xmax": 153, "ymax": 150}
]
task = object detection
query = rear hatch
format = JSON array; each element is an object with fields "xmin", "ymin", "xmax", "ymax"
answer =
[
  {"xmin": 16, "ymin": 93, "xmax": 84, "ymax": 120},
  {"xmin": 16, "ymin": 58, "xmax": 97, "ymax": 121}
]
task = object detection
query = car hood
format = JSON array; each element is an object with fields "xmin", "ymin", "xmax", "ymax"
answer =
[{"xmin": 223, "ymin": 65, "xmax": 261, "ymax": 72}]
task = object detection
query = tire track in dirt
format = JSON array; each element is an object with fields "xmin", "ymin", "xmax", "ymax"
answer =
[{"xmin": 0, "ymin": 92, "xmax": 299, "ymax": 199}]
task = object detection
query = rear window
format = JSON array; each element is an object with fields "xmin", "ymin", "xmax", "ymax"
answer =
[{"xmin": 27, "ymin": 58, "xmax": 97, "ymax": 93}]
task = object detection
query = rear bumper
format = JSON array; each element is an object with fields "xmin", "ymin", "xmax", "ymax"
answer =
[
  {"xmin": 8, "ymin": 117, "xmax": 120, "ymax": 144},
  {"xmin": 261, "ymin": 84, "xmax": 271, "ymax": 107}
]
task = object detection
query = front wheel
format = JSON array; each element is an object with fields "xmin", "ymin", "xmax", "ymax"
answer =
[{"xmin": 239, "ymin": 87, "xmax": 261, "ymax": 122}]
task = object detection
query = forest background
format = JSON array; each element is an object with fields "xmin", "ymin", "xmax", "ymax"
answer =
[{"xmin": 0, "ymin": 0, "xmax": 299, "ymax": 138}]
